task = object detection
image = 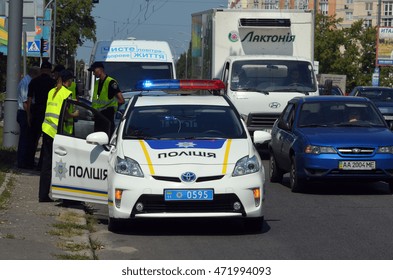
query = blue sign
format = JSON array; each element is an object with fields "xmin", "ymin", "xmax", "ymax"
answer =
[
  {"xmin": 372, "ymin": 73, "xmax": 380, "ymax": 86},
  {"xmin": 27, "ymin": 41, "xmax": 40, "ymax": 53}
]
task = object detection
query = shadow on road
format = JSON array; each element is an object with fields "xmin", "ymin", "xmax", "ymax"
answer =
[
  {"xmin": 94, "ymin": 215, "xmax": 272, "ymax": 236},
  {"xmin": 280, "ymin": 177, "xmax": 392, "ymax": 195}
]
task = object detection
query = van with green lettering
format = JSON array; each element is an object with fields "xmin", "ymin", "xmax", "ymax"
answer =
[{"xmin": 86, "ymin": 39, "xmax": 176, "ymax": 100}]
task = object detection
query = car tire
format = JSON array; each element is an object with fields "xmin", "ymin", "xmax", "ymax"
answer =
[
  {"xmin": 270, "ymin": 153, "xmax": 284, "ymax": 183},
  {"xmin": 389, "ymin": 181, "xmax": 393, "ymax": 193},
  {"xmin": 244, "ymin": 217, "xmax": 264, "ymax": 233},
  {"xmin": 108, "ymin": 217, "xmax": 124, "ymax": 233},
  {"xmin": 289, "ymin": 156, "xmax": 305, "ymax": 193}
]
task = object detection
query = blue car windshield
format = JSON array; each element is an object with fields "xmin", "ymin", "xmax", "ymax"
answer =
[
  {"xmin": 298, "ymin": 101, "xmax": 386, "ymax": 127},
  {"xmin": 356, "ymin": 89, "xmax": 393, "ymax": 102},
  {"xmin": 123, "ymin": 105, "xmax": 247, "ymax": 139}
]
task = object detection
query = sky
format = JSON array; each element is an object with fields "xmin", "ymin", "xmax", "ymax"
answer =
[{"xmin": 76, "ymin": 0, "xmax": 228, "ymax": 63}]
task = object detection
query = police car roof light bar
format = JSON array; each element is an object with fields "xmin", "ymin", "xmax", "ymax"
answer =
[{"xmin": 135, "ymin": 79, "xmax": 225, "ymax": 91}]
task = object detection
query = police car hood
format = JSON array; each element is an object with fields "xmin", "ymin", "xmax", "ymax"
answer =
[{"xmin": 120, "ymin": 139, "xmax": 252, "ymax": 174}]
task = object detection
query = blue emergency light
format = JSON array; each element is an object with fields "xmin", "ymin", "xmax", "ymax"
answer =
[{"xmin": 134, "ymin": 79, "xmax": 225, "ymax": 91}]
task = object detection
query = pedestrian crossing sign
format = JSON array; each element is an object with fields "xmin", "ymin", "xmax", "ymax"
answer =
[{"xmin": 27, "ymin": 40, "xmax": 40, "ymax": 52}]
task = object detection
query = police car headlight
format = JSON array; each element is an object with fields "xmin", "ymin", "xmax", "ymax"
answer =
[
  {"xmin": 115, "ymin": 156, "xmax": 144, "ymax": 177},
  {"xmin": 232, "ymin": 155, "xmax": 260, "ymax": 176}
]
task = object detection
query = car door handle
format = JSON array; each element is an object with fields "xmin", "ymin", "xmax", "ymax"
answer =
[{"xmin": 54, "ymin": 148, "xmax": 67, "ymax": 156}]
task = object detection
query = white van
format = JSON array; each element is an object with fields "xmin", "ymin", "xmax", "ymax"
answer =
[{"xmin": 86, "ymin": 39, "xmax": 176, "ymax": 100}]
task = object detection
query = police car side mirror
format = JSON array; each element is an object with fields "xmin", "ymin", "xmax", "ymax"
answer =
[
  {"xmin": 86, "ymin": 131, "xmax": 109, "ymax": 145},
  {"xmin": 253, "ymin": 130, "xmax": 271, "ymax": 145}
]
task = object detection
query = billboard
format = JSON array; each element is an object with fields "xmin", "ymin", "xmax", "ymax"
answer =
[
  {"xmin": 376, "ymin": 27, "xmax": 393, "ymax": 66},
  {"xmin": 0, "ymin": 0, "xmax": 50, "ymax": 58}
]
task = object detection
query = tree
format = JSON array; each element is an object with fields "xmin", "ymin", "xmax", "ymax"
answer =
[
  {"xmin": 314, "ymin": 14, "xmax": 384, "ymax": 91},
  {"xmin": 341, "ymin": 20, "xmax": 376, "ymax": 90},
  {"xmin": 52, "ymin": 0, "xmax": 96, "ymax": 67},
  {"xmin": 176, "ymin": 43, "xmax": 191, "ymax": 79},
  {"xmin": 314, "ymin": 14, "xmax": 345, "ymax": 75}
]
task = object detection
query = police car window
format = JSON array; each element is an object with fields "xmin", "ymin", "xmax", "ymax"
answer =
[
  {"xmin": 59, "ymin": 101, "xmax": 110, "ymax": 139},
  {"xmin": 124, "ymin": 105, "xmax": 246, "ymax": 139}
]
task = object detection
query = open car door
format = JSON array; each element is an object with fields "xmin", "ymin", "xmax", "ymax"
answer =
[{"xmin": 51, "ymin": 99, "xmax": 112, "ymax": 204}]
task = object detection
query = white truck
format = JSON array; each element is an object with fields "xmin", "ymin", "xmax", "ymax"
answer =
[
  {"xmin": 86, "ymin": 39, "xmax": 176, "ymax": 99},
  {"xmin": 191, "ymin": 9, "xmax": 318, "ymax": 139}
]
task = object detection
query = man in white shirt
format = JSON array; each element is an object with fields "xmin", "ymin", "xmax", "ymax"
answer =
[{"xmin": 17, "ymin": 66, "xmax": 40, "ymax": 169}]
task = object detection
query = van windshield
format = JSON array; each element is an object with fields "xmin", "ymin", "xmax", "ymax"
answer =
[{"xmin": 100, "ymin": 62, "xmax": 175, "ymax": 92}]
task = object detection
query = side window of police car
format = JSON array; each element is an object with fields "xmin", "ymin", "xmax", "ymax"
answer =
[
  {"xmin": 58, "ymin": 100, "xmax": 111, "ymax": 140},
  {"xmin": 278, "ymin": 103, "xmax": 295, "ymax": 131}
]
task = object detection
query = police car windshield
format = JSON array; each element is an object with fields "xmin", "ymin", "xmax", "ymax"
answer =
[
  {"xmin": 102, "ymin": 62, "xmax": 175, "ymax": 92},
  {"xmin": 123, "ymin": 105, "xmax": 247, "ymax": 139}
]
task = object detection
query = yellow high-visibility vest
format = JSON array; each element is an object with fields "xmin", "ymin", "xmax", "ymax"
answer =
[
  {"xmin": 64, "ymin": 82, "xmax": 78, "ymax": 135},
  {"xmin": 68, "ymin": 81, "xmax": 77, "ymax": 99},
  {"xmin": 42, "ymin": 86, "xmax": 72, "ymax": 138},
  {"xmin": 92, "ymin": 76, "xmax": 118, "ymax": 111}
]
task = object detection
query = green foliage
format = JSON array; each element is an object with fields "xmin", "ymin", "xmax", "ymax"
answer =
[
  {"xmin": 176, "ymin": 48, "xmax": 191, "ymax": 79},
  {"xmin": 315, "ymin": 14, "xmax": 345, "ymax": 75},
  {"xmin": 314, "ymin": 14, "xmax": 393, "ymax": 92},
  {"xmin": 54, "ymin": 0, "xmax": 96, "ymax": 65}
]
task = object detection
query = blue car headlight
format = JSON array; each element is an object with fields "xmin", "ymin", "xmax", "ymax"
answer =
[
  {"xmin": 305, "ymin": 145, "xmax": 337, "ymax": 154},
  {"xmin": 115, "ymin": 156, "xmax": 144, "ymax": 177},
  {"xmin": 232, "ymin": 155, "xmax": 260, "ymax": 176},
  {"xmin": 377, "ymin": 146, "xmax": 393, "ymax": 154}
]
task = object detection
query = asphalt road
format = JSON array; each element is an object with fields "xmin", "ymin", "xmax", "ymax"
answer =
[{"xmin": 89, "ymin": 160, "xmax": 393, "ymax": 260}]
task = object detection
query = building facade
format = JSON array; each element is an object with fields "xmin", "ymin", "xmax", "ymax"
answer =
[{"xmin": 228, "ymin": 0, "xmax": 393, "ymax": 28}]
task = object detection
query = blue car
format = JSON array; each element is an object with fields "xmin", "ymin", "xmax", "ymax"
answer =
[
  {"xmin": 348, "ymin": 86, "xmax": 393, "ymax": 126},
  {"xmin": 269, "ymin": 95, "xmax": 393, "ymax": 193}
]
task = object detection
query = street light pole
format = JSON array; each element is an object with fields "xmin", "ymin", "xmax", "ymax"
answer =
[
  {"xmin": 43, "ymin": 0, "xmax": 56, "ymax": 64},
  {"xmin": 52, "ymin": 0, "xmax": 57, "ymax": 64},
  {"xmin": 3, "ymin": 0, "xmax": 23, "ymax": 148}
]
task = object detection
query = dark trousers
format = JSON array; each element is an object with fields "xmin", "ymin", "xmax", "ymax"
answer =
[
  {"xmin": 39, "ymin": 133, "xmax": 53, "ymax": 200},
  {"xmin": 101, "ymin": 107, "xmax": 115, "ymax": 135},
  {"xmin": 16, "ymin": 110, "xmax": 32, "ymax": 168},
  {"xmin": 27, "ymin": 107, "xmax": 45, "ymax": 168}
]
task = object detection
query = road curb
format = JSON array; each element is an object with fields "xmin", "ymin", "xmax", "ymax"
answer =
[
  {"xmin": 0, "ymin": 172, "xmax": 12, "ymax": 198},
  {"xmin": 0, "ymin": 170, "xmax": 95, "ymax": 259}
]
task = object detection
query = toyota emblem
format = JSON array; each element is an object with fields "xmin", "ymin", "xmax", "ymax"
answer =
[{"xmin": 180, "ymin": 172, "xmax": 197, "ymax": 183}]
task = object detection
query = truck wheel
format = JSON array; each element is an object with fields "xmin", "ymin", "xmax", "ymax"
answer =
[
  {"xmin": 289, "ymin": 156, "xmax": 305, "ymax": 193},
  {"xmin": 108, "ymin": 218, "xmax": 124, "ymax": 233},
  {"xmin": 244, "ymin": 217, "xmax": 264, "ymax": 233},
  {"xmin": 270, "ymin": 153, "xmax": 283, "ymax": 183}
]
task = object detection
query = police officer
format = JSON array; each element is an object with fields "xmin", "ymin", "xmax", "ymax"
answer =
[
  {"xmin": 39, "ymin": 70, "xmax": 79, "ymax": 202},
  {"xmin": 26, "ymin": 60, "xmax": 56, "ymax": 169},
  {"xmin": 88, "ymin": 62, "xmax": 124, "ymax": 132}
]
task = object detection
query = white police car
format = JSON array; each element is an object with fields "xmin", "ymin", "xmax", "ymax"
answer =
[{"xmin": 51, "ymin": 79, "xmax": 271, "ymax": 232}]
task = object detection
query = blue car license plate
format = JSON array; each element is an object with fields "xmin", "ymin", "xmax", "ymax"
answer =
[
  {"xmin": 339, "ymin": 161, "xmax": 376, "ymax": 170},
  {"xmin": 164, "ymin": 189, "xmax": 214, "ymax": 201}
]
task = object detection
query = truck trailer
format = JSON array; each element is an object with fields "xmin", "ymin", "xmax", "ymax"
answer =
[{"xmin": 191, "ymin": 9, "xmax": 318, "ymax": 139}]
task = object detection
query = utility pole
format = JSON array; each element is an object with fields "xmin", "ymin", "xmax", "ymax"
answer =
[
  {"xmin": 52, "ymin": 0, "xmax": 57, "ymax": 64},
  {"xmin": 2, "ymin": 0, "xmax": 23, "ymax": 148}
]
